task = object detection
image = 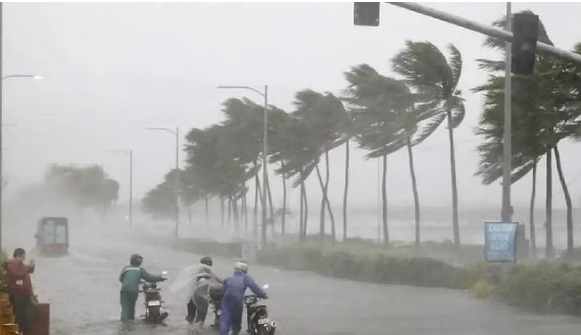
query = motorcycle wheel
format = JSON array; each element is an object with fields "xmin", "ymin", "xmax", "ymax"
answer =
[
  {"xmin": 255, "ymin": 325, "xmax": 268, "ymax": 335},
  {"xmin": 147, "ymin": 306, "xmax": 161, "ymax": 324}
]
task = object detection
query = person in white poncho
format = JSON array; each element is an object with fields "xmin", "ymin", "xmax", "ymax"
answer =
[{"xmin": 185, "ymin": 256, "xmax": 223, "ymax": 331}]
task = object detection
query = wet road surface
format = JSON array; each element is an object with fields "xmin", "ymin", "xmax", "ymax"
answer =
[{"xmin": 27, "ymin": 224, "xmax": 581, "ymax": 335}]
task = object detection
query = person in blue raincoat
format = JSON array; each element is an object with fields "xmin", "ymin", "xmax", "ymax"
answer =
[{"xmin": 220, "ymin": 261, "xmax": 267, "ymax": 335}]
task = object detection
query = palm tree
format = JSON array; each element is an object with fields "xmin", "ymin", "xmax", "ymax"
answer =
[
  {"xmin": 276, "ymin": 114, "xmax": 319, "ymax": 242},
  {"xmin": 343, "ymin": 64, "xmax": 431, "ymax": 247},
  {"xmin": 392, "ymin": 41, "xmax": 465, "ymax": 246},
  {"xmin": 474, "ymin": 11, "xmax": 581, "ymax": 256},
  {"xmin": 219, "ymin": 98, "xmax": 273, "ymax": 225},
  {"xmin": 341, "ymin": 114, "xmax": 354, "ymax": 240},
  {"xmin": 268, "ymin": 106, "xmax": 294, "ymax": 235},
  {"xmin": 182, "ymin": 124, "xmax": 253, "ymax": 232},
  {"xmin": 291, "ymin": 90, "xmax": 348, "ymax": 242},
  {"xmin": 343, "ymin": 66, "xmax": 422, "ymax": 246}
]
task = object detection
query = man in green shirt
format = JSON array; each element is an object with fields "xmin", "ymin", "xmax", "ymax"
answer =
[{"xmin": 119, "ymin": 254, "xmax": 166, "ymax": 321}]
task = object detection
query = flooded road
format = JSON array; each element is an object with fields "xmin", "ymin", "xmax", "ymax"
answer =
[{"xmin": 26, "ymin": 223, "xmax": 581, "ymax": 335}]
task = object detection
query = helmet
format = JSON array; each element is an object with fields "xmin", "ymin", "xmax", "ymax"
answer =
[
  {"xmin": 234, "ymin": 261, "xmax": 249, "ymax": 273},
  {"xmin": 130, "ymin": 254, "xmax": 143, "ymax": 266},
  {"xmin": 200, "ymin": 256, "xmax": 213, "ymax": 267}
]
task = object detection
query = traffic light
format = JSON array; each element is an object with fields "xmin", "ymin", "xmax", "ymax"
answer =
[
  {"xmin": 511, "ymin": 12, "xmax": 540, "ymax": 76},
  {"xmin": 354, "ymin": 2, "xmax": 380, "ymax": 27}
]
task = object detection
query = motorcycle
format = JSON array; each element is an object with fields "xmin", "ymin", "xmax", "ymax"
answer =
[
  {"xmin": 244, "ymin": 284, "xmax": 277, "ymax": 335},
  {"xmin": 141, "ymin": 270, "xmax": 169, "ymax": 324},
  {"xmin": 208, "ymin": 282, "xmax": 224, "ymax": 330}
]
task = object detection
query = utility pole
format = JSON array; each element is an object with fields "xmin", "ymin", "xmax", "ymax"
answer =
[
  {"xmin": 501, "ymin": 2, "xmax": 513, "ymax": 223},
  {"xmin": 261, "ymin": 85, "xmax": 268, "ymax": 248},
  {"xmin": 129, "ymin": 149, "xmax": 133, "ymax": 227},
  {"xmin": 217, "ymin": 84, "xmax": 269, "ymax": 248},
  {"xmin": 174, "ymin": 127, "xmax": 180, "ymax": 239}
]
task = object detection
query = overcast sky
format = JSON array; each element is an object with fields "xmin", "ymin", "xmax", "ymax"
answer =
[{"xmin": 4, "ymin": 2, "xmax": 581, "ymax": 210}]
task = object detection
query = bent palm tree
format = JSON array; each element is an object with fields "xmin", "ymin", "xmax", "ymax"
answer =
[
  {"xmin": 344, "ymin": 64, "xmax": 426, "ymax": 246},
  {"xmin": 392, "ymin": 41, "xmax": 465, "ymax": 246}
]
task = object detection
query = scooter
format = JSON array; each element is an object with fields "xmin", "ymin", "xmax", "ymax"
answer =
[
  {"xmin": 244, "ymin": 284, "xmax": 277, "ymax": 335},
  {"xmin": 141, "ymin": 270, "xmax": 169, "ymax": 324}
]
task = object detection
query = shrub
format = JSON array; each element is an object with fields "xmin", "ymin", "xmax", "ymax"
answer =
[
  {"xmin": 471, "ymin": 280, "xmax": 494, "ymax": 299},
  {"xmin": 174, "ymin": 239, "xmax": 243, "ymax": 259},
  {"xmin": 175, "ymin": 238, "xmax": 581, "ymax": 316},
  {"xmin": 256, "ymin": 246, "xmax": 460, "ymax": 288}
]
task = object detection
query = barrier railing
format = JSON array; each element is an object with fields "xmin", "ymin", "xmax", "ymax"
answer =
[
  {"xmin": 0, "ymin": 292, "xmax": 19, "ymax": 335},
  {"xmin": 0, "ymin": 292, "xmax": 50, "ymax": 335}
]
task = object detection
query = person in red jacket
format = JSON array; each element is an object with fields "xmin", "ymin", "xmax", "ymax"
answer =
[{"xmin": 3, "ymin": 248, "xmax": 35, "ymax": 335}]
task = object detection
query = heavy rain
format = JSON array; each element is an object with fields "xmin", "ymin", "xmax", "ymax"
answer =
[{"xmin": 2, "ymin": 2, "xmax": 581, "ymax": 335}]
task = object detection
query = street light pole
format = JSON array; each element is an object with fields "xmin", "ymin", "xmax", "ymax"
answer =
[
  {"xmin": 261, "ymin": 85, "xmax": 269, "ymax": 247},
  {"xmin": 145, "ymin": 127, "xmax": 180, "ymax": 239},
  {"xmin": 217, "ymin": 84, "xmax": 269, "ymax": 247},
  {"xmin": 174, "ymin": 127, "xmax": 180, "ymax": 239},
  {"xmin": 129, "ymin": 149, "xmax": 133, "ymax": 227},
  {"xmin": 501, "ymin": 2, "xmax": 513, "ymax": 223}
]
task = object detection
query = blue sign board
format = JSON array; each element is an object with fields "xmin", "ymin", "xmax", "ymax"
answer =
[{"xmin": 484, "ymin": 221, "xmax": 518, "ymax": 263}]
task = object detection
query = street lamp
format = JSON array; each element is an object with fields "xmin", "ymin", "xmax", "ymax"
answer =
[
  {"xmin": 2, "ymin": 75, "xmax": 44, "ymax": 81},
  {"xmin": 217, "ymin": 84, "xmax": 269, "ymax": 247},
  {"xmin": 145, "ymin": 127, "xmax": 180, "ymax": 238},
  {"xmin": 108, "ymin": 149, "xmax": 134, "ymax": 228},
  {"xmin": 0, "ymin": 73, "xmax": 43, "ymax": 249}
]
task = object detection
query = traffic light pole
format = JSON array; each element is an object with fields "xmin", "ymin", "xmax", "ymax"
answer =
[
  {"xmin": 387, "ymin": 2, "xmax": 581, "ymax": 65},
  {"xmin": 501, "ymin": 2, "xmax": 512, "ymax": 223}
]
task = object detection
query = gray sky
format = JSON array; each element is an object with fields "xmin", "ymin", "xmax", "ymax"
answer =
[{"xmin": 4, "ymin": 2, "xmax": 581, "ymax": 210}]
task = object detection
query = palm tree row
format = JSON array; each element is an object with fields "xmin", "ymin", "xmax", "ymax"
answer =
[
  {"xmin": 143, "ymin": 11, "xmax": 581, "ymax": 254},
  {"xmin": 143, "ymin": 39, "xmax": 466, "ymax": 247}
]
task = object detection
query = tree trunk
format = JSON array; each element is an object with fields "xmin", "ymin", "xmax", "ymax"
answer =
[
  {"xmin": 254, "ymin": 174, "xmax": 260, "ymax": 238},
  {"xmin": 220, "ymin": 197, "xmax": 225, "ymax": 227},
  {"xmin": 281, "ymin": 161, "xmax": 287, "ymax": 235},
  {"xmin": 242, "ymin": 192, "xmax": 249, "ymax": 235},
  {"xmin": 227, "ymin": 197, "xmax": 232, "ymax": 225},
  {"xmin": 299, "ymin": 174, "xmax": 305, "ymax": 242},
  {"xmin": 187, "ymin": 206, "xmax": 192, "ymax": 225},
  {"xmin": 300, "ymin": 170, "xmax": 309, "ymax": 242},
  {"xmin": 381, "ymin": 154, "xmax": 389, "ymax": 246},
  {"xmin": 545, "ymin": 150, "xmax": 554, "ymax": 258},
  {"xmin": 315, "ymin": 163, "xmax": 326, "ymax": 242},
  {"xmin": 324, "ymin": 150, "xmax": 336, "ymax": 241},
  {"xmin": 265, "ymin": 172, "xmax": 275, "ymax": 233},
  {"xmin": 232, "ymin": 197, "xmax": 240, "ymax": 231},
  {"xmin": 529, "ymin": 162, "xmax": 537, "ymax": 259},
  {"xmin": 554, "ymin": 146, "xmax": 573, "ymax": 253},
  {"xmin": 342, "ymin": 140, "xmax": 350, "ymax": 241},
  {"xmin": 446, "ymin": 109, "xmax": 460, "ymax": 245},
  {"xmin": 406, "ymin": 137, "xmax": 421, "ymax": 247},
  {"xmin": 204, "ymin": 196, "xmax": 209, "ymax": 224}
]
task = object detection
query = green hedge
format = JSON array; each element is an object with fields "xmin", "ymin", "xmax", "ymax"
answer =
[
  {"xmin": 174, "ymin": 239, "xmax": 243, "ymax": 258},
  {"xmin": 174, "ymin": 239, "xmax": 581, "ymax": 316}
]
